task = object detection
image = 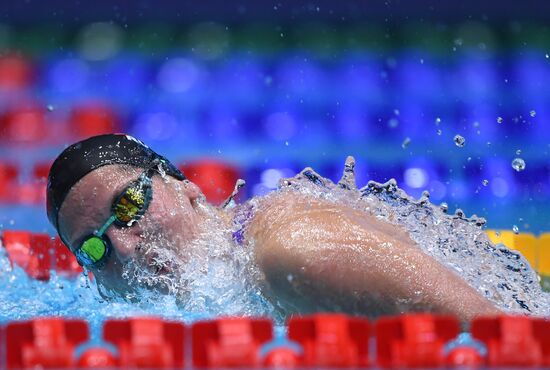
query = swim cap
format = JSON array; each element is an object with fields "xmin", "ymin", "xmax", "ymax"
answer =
[{"xmin": 47, "ymin": 133, "xmax": 186, "ymax": 231}]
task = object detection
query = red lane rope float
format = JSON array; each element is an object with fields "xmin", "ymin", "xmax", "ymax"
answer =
[
  {"xmin": 375, "ymin": 313, "xmax": 460, "ymax": 368},
  {"xmin": 68, "ymin": 102, "xmax": 120, "ymax": 140},
  {"xmin": 77, "ymin": 347, "xmax": 117, "ymax": 368},
  {"xmin": 288, "ymin": 313, "xmax": 370, "ymax": 368},
  {"xmin": 471, "ymin": 315, "xmax": 550, "ymax": 367},
  {"xmin": 179, "ymin": 160, "xmax": 240, "ymax": 205},
  {"xmin": 6, "ymin": 318, "xmax": 89, "ymax": 369},
  {"xmin": 0, "ymin": 54, "xmax": 33, "ymax": 91},
  {"xmin": 192, "ymin": 317, "xmax": 272, "ymax": 368},
  {"xmin": 103, "ymin": 317, "xmax": 185, "ymax": 368},
  {"xmin": 2, "ymin": 314, "xmax": 549, "ymax": 369},
  {"xmin": 1, "ymin": 231, "xmax": 83, "ymax": 280},
  {"xmin": 0, "ymin": 162, "xmax": 18, "ymax": 204},
  {"xmin": 0, "ymin": 104, "xmax": 48, "ymax": 145}
]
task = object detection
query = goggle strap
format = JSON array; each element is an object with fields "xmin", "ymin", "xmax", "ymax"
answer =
[{"xmin": 97, "ymin": 214, "xmax": 117, "ymax": 237}]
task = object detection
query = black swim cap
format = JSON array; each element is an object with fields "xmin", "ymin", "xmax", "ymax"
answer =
[{"xmin": 47, "ymin": 133, "xmax": 186, "ymax": 231}]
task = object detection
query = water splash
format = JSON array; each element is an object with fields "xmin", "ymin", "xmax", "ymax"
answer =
[
  {"xmin": 337, "ymin": 156, "xmax": 357, "ymax": 191},
  {"xmin": 453, "ymin": 135, "xmax": 466, "ymax": 147},
  {"xmin": 1, "ymin": 156, "xmax": 547, "ymax": 325},
  {"xmin": 221, "ymin": 179, "xmax": 246, "ymax": 209},
  {"xmin": 268, "ymin": 157, "xmax": 549, "ymax": 316},
  {"xmin": 512, "ymin": 158, "xmax": 526, "ymax": 172}
]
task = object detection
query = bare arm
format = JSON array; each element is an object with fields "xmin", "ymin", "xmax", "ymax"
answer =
[{"xmin": 247, "ymin": 192, "xmax": 501, "ymax": 322}]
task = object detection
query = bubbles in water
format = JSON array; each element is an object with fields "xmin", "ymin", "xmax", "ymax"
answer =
[
  {"xmin": 453, "ymin": 134, "xmax": 466, "ymax": 147},
  {"xmin": 512, "ymin": 158, "xmax": 526, "ymax": 172},
  {"xmin": 436, "ymin": 129, "xmax": 442, "ymax": 136},
  {"xmin": 46, "ymin": 104, "xmax": 54, "ymax": 112},
  {"xmin": 497, "ymin": 117, "xmax": 504, "ymax": 123},
  {"xmin": 435, "ymin": 117, "xmax": 441, "ymax": 125},
  {"xmin": 513, "ymin": 225, "xmax": 519, "ymax": 234},
  {"xmin": 516, "ymin": 149, "xmax": 522, "ymax": 155},
  {"xmin": 482, "ymin": 179, "xmax": 489, "ymax": 186},
  {"xmin": 530, "ymin": 110, "xmax": 536, "ymax": 117},
  {"xmin": 401, "ymin": 137, "xmax": 411, "ymax": 149}
]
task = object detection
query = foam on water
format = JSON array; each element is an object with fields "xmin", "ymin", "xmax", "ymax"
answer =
[{"xmin": 0, "ymin": 156, "xmax": 548, "ymax": 327}]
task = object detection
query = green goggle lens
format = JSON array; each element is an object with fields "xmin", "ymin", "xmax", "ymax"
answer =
[{"xmin": 80, "ymin": 236, "xmax": 107, "ymax": 263}]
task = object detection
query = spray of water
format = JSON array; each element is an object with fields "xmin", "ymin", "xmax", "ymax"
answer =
[
  {"xmin": 260, "ymin": 157, "xmax": 549, "ymax": 316},
  {"xmin": 0, "ymin": 157, "xmax": 548, "ymax": 326}
]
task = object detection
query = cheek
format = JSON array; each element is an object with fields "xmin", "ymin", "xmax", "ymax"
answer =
[{"xmin": 148, "ymin": 189, "xmax": 197, "ymax": 239}]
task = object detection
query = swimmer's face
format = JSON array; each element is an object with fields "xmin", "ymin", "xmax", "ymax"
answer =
[{"xmin": 57, "ymin": 164, "xmax": 204, "ymax": 296}]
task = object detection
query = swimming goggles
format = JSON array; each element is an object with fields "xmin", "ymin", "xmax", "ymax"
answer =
[{"xmin": 73, "ymin": 163, "xmax": 157, "ymax": 268}]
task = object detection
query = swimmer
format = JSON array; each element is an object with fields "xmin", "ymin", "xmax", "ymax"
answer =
[{"xmin": 47, "ymin": 134, "xmax": 513, "ymax": 322}]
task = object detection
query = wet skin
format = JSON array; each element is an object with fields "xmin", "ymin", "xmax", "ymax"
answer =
[{"xmin": 57, "ymin": 164, "xmax": 502, "ymax": 321}]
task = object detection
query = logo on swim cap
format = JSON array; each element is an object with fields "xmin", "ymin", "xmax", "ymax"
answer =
[{"xmin": 125, "ymin": 135, "xmax": 150, "ymax": 149}]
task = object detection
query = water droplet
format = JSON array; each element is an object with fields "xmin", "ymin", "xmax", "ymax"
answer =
[
  {"xmin": 497, "ymin": 116, "xmax": 503, "ymax": 123},
  {"xmin": 46, "ymin": 104, "xmax": 54, "ymax": 112},
  {"xmin": 453, "ymin": 134, "xmax": 466, "ymax": 147},
  {"xmin": 338, "ymin": 156, "xmax": 357, "ymax": 190},
  {"xmin": 401, "ymin": 137, "xmax": 411, "ymax": 149},
  {"xmin": 388, "ymin": 118, "xmax": 399, "ymax": 128},
  {"xmin": 435, "ymin": 117, "xmax": 441, "ymax": 125},
  {"xmin": 511, "ymin": 158, "xmax": 526, "ymax": 172},
  {"xmin": 285, "ymin": 141, "xmax": 289, "ymax": 146},
  {"xmin": 512, "ymin": 225, "xmax": 519, "ymax": 234},
  {"xmin": 436, "ymin": 129, "xmax": 442, "ymax": 135},
  {"xmin": 482, "ymin": 179, "xmax": 489, "ymax": 186},
  {"xmin": 393, "ymin": 109, "xmax": 400, "ymax": 116},
  {"xmin": 530, "ymin": 110, "xmax": 536, "ymax": 117},
  {"xmin": 516, "ymin": 149, "xmax": 522, "ymax": 155}
]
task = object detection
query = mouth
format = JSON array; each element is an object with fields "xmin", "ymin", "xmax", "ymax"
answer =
[{"xmin": 144, "ymin": 250, "xmax": 175, "ymax": 275}]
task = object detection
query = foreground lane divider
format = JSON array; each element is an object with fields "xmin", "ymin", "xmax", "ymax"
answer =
[
  {"xmin": 375, "ymin": 314, "xmax": 460, "ymax": 368},
  {"xmin": 471, "ymin": 315, "xmax": 550, "ymax": 367},
  {"xmin": 2, "ymin": 314, "xmax": 550, "ymax": 368},
  {"xmin": 192, "ymin": 317, "xmax": 273, "ymax": 368},
  {"xmin": 103, "ymin": 317, "xmax": 185, "ymax": 368},
  {"xmin": 288, "ymin": 313, "xmax": 370, "ymax": 368},
  {"xmin": 6, "ymin": 318, "xmax": 89, "ymax": 369}
]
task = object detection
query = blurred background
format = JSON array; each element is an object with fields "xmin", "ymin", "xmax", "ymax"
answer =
[{"xmin": 1, "ymin": 0, "xmax": 550, "ymax": 236}]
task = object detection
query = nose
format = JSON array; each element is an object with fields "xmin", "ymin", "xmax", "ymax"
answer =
[{"xmin": 105, "ymin": 226, "xmax": 143, "ymax": 262}]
